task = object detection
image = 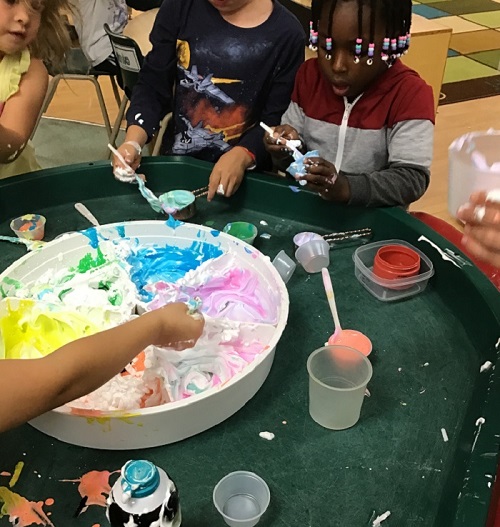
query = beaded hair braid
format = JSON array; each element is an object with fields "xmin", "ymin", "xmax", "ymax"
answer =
[{"xmin": 309, "ymin": 0, "xmax": 412, "ymax": 65}]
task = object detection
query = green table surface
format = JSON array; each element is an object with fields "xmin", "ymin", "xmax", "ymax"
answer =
[{"xmin": 0, "ymin": 157, "xmax": 499, "ymax": 527}]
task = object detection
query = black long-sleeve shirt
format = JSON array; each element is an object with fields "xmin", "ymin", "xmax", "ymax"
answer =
[{"xmin": 126, "ymin": 0, "xmax": 305, "ymax": 167}]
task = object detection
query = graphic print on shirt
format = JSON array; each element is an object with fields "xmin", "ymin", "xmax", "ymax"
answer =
[
  {"xmin": 172, "ymin": 39, "xmax": 248, "ymax": 160},
  {"xmin": 109, "ymin": 0, "xmax": 129, "ymax": 33}
]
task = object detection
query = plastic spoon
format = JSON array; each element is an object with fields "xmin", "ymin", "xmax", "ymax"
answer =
[
  {"xmin": 321, "ymin": 267, "xmax": 342, "ymax": 340},
  {"xmin": 259, "ymin": 121, "xmax": 303, "ymax": 160},
  {"xmin": 108, "ymin": 143, "xmax": 136, "ymax": 182},
  {"xmin": 107, "ymin": 143, "xmax": 163, "ymax": 213},
  {"xmin": 0, "ymin": 234, "xmax": 45, "ymax": 251},
  {"xmin": 74, "ymin": 202, "xmax": 100, "ymax": 227},
  {"xmin": 321, "ymin": 267, "xmax": 373, "ymax": 355}
]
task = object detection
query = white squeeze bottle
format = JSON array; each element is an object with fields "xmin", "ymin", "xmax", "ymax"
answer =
[{"xmin": 106, "ymin": 460, "xmax": 182, "ymax": 527}]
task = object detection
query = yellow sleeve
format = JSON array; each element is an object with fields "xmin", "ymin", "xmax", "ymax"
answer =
[{"xmin": 0, "ymin": 49, "xmax": 31, "ymax": 102}]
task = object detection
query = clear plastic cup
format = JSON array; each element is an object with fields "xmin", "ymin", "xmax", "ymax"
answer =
[
  {"xmin": 213, "ymin": 471, "xmax": 270, "ymax": 527},
  {"xmin": 307, "ymin": 345, "xmax": 373, "ymax": 430},
  {"xmin": 272, "ymin": 250, "xmax": 296, "ymax": 284},
  {"xmin": 293, "ymin": 231, "xmax": 324, "ymax": 250},
  {"xmin": 10, "ymin": 214, "xmax": 46, "ymax": 241},
  {"xmin": 295, "ymin": 238, "xmax": 330, "ymax": 273},
  {"xmin": 223, "ymin": 222, "xmax": 258, "ymax": 245},
  {"xmin": 448, "ymin": 130, "xmax": 500, "ymax": 217}
]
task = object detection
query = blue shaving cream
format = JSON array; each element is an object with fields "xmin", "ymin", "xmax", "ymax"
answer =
[
  {"xmin": 126, "ymin": 241, "xmax": 223, "ymax": 300},
  {"xmin": 166, "ymin": 216, "xmax": 183, "ymax": 230},
  {"xmin": 116, "ymin": 225, "xmax": 126, "ymax": 238},
  {"xmin": 80, "ymin": 227, "xmax": 99, "ymax": 249}
]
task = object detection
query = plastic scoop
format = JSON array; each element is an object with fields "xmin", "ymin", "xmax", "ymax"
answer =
[
  {"xmin": 321, "ymin": 268, "xmax": 372, "ymax": 356},
  {"xmin": 0, "ymin": 234, "xmax": 45, "ymax": 251},
  {"xmin": 260, "ymin": 121, "xmax": 303, "ymax": 160},
  {"xmin": 74, "ymin": 202, "xmax": 100, "ymax": 227},
  {"xmin": 108, "ymin": 142, "xmax": 136, "ymax": 183},
  {"xmin": 321, "ymin": 267, "xmax": 342, "ymax": 340},
  {"xmin": 158, "ymin": 190, "xmax": 196, "ymax": 218},
  {"xmin": 108, "ymin": 143, "xmax": 165, "ymax": 213}
]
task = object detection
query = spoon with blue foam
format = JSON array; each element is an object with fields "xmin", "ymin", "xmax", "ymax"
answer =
[{"xmin": 108, "ymin": 143, "xmax": 164, "ymax": 213}]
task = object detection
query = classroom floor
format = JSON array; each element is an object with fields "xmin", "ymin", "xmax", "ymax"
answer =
[{"xmin": 413, "ymin": 0, "xmax": 500, "ymax": 104}]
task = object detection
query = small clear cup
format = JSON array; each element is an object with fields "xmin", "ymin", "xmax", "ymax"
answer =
[
  {"xmin": 10, "ymin": 214, "xmax": 46, "ymax": 241},
  {"xmin": 295, "ymin": 238, "xmax": 330, "ymax": 273},
  {"xmin": 272, "ymin": 250, "xmax": 296, "ymax": 283},
  {"xmin": 213, "ymin": 471, "xmax": 270, "ymax": 527}
]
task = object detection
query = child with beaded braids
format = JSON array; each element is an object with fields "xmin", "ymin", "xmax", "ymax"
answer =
[{"xmin": 263, "ymin": 0, "xmax": 435, "ymax": 207}]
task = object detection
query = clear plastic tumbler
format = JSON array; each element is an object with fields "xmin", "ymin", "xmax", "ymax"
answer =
[
  {"xmin": 213, "ymin": 471, "xmax": 270, "ymax": 527},
  {"xmin": 307, "ymin": 345, "xmax": 372, "ymax": 430}
]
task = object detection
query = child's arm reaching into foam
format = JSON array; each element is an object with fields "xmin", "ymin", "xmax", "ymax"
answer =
[
  {"xmin": 0, "ymin": 58, "xmax": 48, "ymax": 164},
  {"xmin": 0, "ymin": 303, "xmax": 204, "ymax": 433}
]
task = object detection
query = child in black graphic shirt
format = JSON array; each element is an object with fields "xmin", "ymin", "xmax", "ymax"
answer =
[{"xmin": 112, "ymin": 0, "xmax": 305, "ymax": 200}]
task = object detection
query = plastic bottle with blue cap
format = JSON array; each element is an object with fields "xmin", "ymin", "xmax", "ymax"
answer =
[{"xmin": 106, "ymin": 460, "xmax": 182, "ymax": 527}]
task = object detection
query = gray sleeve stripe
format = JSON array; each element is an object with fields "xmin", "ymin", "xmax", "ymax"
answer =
[{"xmin": 388, "ymin": 120, "xmax": 434, "ymax": 169}]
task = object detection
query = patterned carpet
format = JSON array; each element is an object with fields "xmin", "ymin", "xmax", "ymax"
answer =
[{"xmin": 413, "ymin": 0, "xmax": 500, "ymax": 104}]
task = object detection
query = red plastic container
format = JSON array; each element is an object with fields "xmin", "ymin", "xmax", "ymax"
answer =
[{"xmin": 373, "ymin": 244, "xmax": 421, "ymax": 281}]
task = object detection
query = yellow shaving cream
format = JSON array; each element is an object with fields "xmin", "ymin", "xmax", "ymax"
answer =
[{"xmin": 0, "ymin": 299, "xmax": 102, "ymax": 359}]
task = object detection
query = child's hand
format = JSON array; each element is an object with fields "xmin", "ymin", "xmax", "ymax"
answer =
[
  {"xmin": 457, "ymin": 191, "xmax": 500, "ymax": 267},
  {"xmin": 112, "ymin": 141, "xmax": 143, "ymax": 182},
  {"xmin": 297, "ymin": 157, "xmax": 338, "ymax": 198},
  {"xmin": 294, "ymin": 157, "xmax": 351, "ymax": 203},
  {"xmin": 263, "ymin": 124, "xmax": 300, "ymax": 159},
  {"xmin": 150, "ymin": 302, "xmax": 205, "ymax": 350},
  {"xmin": 207, "ymin": 147, "xmax": 252, "ymax": 201}
]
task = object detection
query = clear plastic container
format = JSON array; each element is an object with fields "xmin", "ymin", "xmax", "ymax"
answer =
[
  {"xmin": 272, "ymin": 250, "xmax": 296, "ymax": 284},
  {"xmin": 295, "ymin": 238, "xmax": 330, "ymax": 273},
  {"xmin": 307, "ymin": 345, "xmax": 372, "ymax": 430},
  {"xmin": 213, "ymin": 471, "xmax": 270, "ymax": 527},
  {"xmin": 353, "ymin": 240, "xmax": 434, "ymax": 302},
  {"xmin": 10, "ymin": 214, "xmax": 46, "ymax": 241},
  {"xmin": 448, "ymin": 130, "xmax": 500, "ymax": 217}
]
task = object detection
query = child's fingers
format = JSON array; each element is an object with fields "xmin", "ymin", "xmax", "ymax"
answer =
[
  {"xmin": 263, "ymin": 130, "xmax": 285, "ymax": 147},
  {"xmin": 207, "ymin": 177, "xmax": 219, "ymax": 202},
  {"xmin": 304, "ymin": 162, "xmax": 337, "ymax": 183},
  {"xmin": 300, "ymin": 172, "xmax": 336, "ymax": 188}
]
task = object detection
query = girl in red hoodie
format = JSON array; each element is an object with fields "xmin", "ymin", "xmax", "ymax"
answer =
[{"xmin": 264, "ymin": 0, "xmax": 435, "ymax": 207}]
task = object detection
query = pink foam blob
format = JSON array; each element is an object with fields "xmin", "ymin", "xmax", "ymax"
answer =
[{"xmin": 328, "ymin": 329, "xmax": 372, "ymax": 356}]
